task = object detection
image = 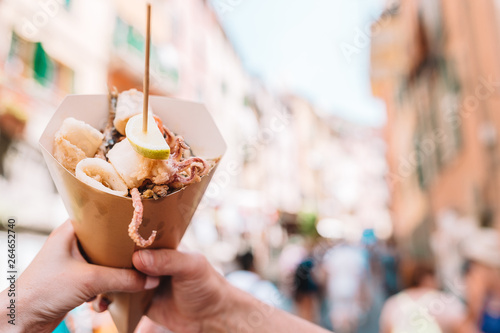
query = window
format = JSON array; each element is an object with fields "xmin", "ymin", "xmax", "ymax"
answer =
[
  {"xmin": 7, "ymin": 32, "xmax": 35, "ymax": 77},
  {"xmin": 436, "ymin": 59, "xmax": 462, "ymax": 163},
  {"xmin": 113, "ymin": 17, "xmax": 145, "ymax": 54},
  {"xmin": 7, "ymin": 31, "xmax": 74, "ymax": 92},
  {"xmin": 113, "ymin": 17, "xmax": 180, "ymax": 91},
  {"xmin": 33, "ymin": 43, "xmax": 54, "ymax": 86}
]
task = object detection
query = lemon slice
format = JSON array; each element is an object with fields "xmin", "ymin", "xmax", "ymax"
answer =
[{"xmin": 125, "ymin": 114, "xmax": 170, "ymax": 160}]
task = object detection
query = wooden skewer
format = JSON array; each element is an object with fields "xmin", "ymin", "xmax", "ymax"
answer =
[{"xmin": 143, "ymin": 3, "xmax": 151, "ymax": 133}]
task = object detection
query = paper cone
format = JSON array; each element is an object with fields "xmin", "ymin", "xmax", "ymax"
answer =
[{"xmin": 39, "ymin": 94, "xmax": 226, "ymax": 333}]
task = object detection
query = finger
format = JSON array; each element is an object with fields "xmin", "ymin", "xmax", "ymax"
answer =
[
  {"xmin": 89, "ymin": 265, "xmax": 160, "ymax": 295},
  {"xmin": 50, "ymin": 220, "xmax": 87, "ymax": 262},
  {"xmin": 133, "ymin": 249, "xmax": 206, "ymax": 278},
  {"xmin": 70, "ymin": 238, "xmax": 87, "ymax": 262},
  {"xmin": 47, "ymin": 220, "xmax": 76, "ymax": 251},
  {"xmin": 85, "ymin": 296, "xmax": 96, "ymax": 303}
]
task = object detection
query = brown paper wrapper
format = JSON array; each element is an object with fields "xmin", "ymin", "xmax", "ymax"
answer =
[{"xmin": 39, "ymin": 94, "xmax": 226, "ymax": 333}]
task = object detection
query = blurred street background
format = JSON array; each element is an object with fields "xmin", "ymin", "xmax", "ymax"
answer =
[{"xmin": 1, "ymin": 0, "xmax": 500, "ymax": 332}]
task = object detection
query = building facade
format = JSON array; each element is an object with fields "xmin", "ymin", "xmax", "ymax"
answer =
[{"xmin": 371, "ymin": 0, "xmax": 500, "ymax": 255}]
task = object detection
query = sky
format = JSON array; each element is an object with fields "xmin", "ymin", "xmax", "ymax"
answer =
[{"xmin": 210, "ymin": 0, "xmax": 387, "ymax": 127}]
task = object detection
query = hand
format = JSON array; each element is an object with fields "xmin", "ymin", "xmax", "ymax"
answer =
[
  {"xmin": 0, "ymin": 220, "xmax": 159, "ymax": 333},
  {"xmin": 132, "ymin": 249, "xmax": 229, "ymax": 333},
  {"xmin": 132, "ymin": 249, "xmax": 228, "ymax": 332}
]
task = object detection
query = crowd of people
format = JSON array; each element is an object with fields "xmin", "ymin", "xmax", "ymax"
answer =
[
  {"xmin": 232, "ymin": 227, "xmax": 500, "ymax": 333},
  {"xmin": 304, "ymin": 230, "xmax": 499, "ymax": 332}
]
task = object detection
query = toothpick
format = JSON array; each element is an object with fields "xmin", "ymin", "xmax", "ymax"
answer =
[{"xmin": 143, "ymin": 3, "xmax": 151, "ymax": 133}]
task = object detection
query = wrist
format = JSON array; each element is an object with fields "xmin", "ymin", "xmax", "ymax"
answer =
[
  {"xmin": 202, "ymin": 281, "xmax": 261, "ymax": 333},
  {"xmin": 1, "ymin": 282, "xmax": 59, "ymax": 333},
  {"xmin": 201, "ymin": 276, "xmax": 235, "ymax": 333},
  {"xmin": 0, "ymin": 289, "xmax": 24, "ymax": 332}
]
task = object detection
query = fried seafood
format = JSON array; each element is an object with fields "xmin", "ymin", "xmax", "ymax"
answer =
[
  {"xmin": 128, "ymin": 188, "xmax": 157, "ymax": 248},
  {"xmin": 52, "ymin": 89, "xmax": 215, "ymax": 247},
  {"xmin": 54, "ymin": 117, "xmax": 104, "ymax": 171},
  {"xmin": 114, "ymin": 89, "xmax": 152, "ymax": 135},
  {"xmin": 75, "ymin": 158, "xmax": 128, "ymax": 197}
]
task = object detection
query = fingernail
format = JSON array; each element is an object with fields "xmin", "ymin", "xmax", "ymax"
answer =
[
  {"xmin": 99, "ymin": 296, "xmax": 111, "ymax": 312},
  {"xmin": 139, "ymin": 250, "xmax": 153, "ymax": 267},
  {"xmin": 144, "ymin": 276, "xmax": 160, "ymax": 290}
]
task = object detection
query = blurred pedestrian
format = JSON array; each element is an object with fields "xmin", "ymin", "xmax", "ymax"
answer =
[
  {"xmin": 292, "ymin": 256, "xmax": 320, "ymax": 322},
  {"xmin": 226, "ymin": 250, "xmax": 286, "ymax": 309},
  {"xmin": 359, "ymin": 230, "xmax": 393, "ymax": 333},
  {"xmin": 380, "ymin": 236, "xmax": 400, "ymax": 297},
  {"xmin": 432, "ymin": 209, "xmax": 476, "ymax": 298},
  {"xmin": 379, "ymin": 260, "xmax": 469, "ymax": 333},
  {"xmin": 323, "ymin": 243, "xmax": 370, "ymax": 333},
  {"xmin": 462, "ymin": 228, "xmax": 500, "ymax": 332}
]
